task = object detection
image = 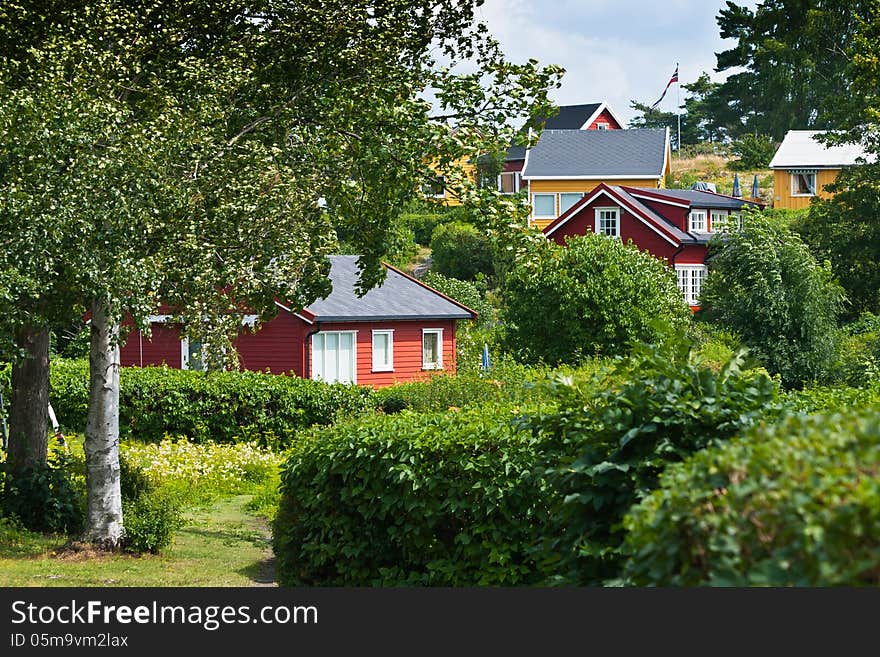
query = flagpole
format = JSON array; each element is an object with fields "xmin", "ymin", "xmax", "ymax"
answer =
[{"xmin": 676, "ymin": 62, "xmax": 681, "ymax": 152}]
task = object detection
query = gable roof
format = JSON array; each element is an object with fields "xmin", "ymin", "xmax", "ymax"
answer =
[
  {"xmin": 521, "ymin": 128, "xmax": 669, "ymax": 179},
  {"xmin": 623, "ymin": 187, "xmax": 764, "ymax": 210},
  {"xmin": 769, "ymin": 130, "xmax": 870, "ymax": 169},
  {"xmin": 505, "ymin": 102, "xmax": 624, "ymax": 162},
  {"xmin": 543, "ymin": 183, "xmax": 700, "ymax": 246},
  {"xmin": 303, "ymin": 256, "xmax": 476, "ymax": 322}
]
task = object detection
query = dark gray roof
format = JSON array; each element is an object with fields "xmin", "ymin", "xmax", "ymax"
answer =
[
  {"xmin": 522, "ymin": 129, "xmax": 668, "ymax": 178},
  {"xmin": 305, "ymin": 256, "xmax": 475, "ymax": 322},
  {"xmin": 543, "ymin": 103, "xmax": 603, "ymax": 130},
  {"xmin": 506, "ymin": 144, "xmax": 527, "ymax": 161},
  {"xmin": 610, "ymin": 187, "xmax": 699, "ymax": 244},
  {"xmin": 627, "ymin": 187, "xmax": 761, "ymax": 210},
  {"xmin": 505, "ymin": 103, "xmax": 606, "ymax": 162}
]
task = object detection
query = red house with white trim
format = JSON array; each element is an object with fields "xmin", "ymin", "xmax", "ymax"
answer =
[
  {"xmin": 542, "ymin": 183, "xmax": 763, "ymax": 307},
  {"xmin": 120, "ymin": 256, "xmax": 476, "ymax": 387}
]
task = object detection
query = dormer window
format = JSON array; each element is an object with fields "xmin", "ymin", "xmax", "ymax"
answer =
[{"xmin": 688, "ymin": 209, "xmax": 708, "ymax": 233}]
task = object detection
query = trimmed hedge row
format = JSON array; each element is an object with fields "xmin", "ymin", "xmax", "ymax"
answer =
[
  {"xmin": 623, "ymin": 409, "xmax": 880, "ymax": 586},
  {"xmin": 273, "ymin": 405, "xmax": 555, "ymax": 586},
  {"xmin": 3, "ymin": 360, "xmax": 378, "ymax": 445}
]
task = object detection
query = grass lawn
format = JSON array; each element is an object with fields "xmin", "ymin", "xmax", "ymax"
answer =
[{"xmin": 0, "ymin": 495, "xmax": 275, "ymax": 587}]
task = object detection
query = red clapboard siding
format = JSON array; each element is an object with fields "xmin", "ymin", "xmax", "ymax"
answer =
[
  {"xmin": 313, "ymin": 319, "xmax": 458, "ymax": 388},
  {"xmin": 120, "ymin": 324, "xmax": 182, "ymax": 368},
  {"xmin": 235, "ymin": 311, "xmax": 309, "ymax": 375},
  {"xmin": 637, "ymin": 198, "xmax": 689, "ymax": 233},
  {"xmin": 120, "ymin": 311, "xmax": 460, "ymax": 388},
  {"xmin": 587, "ymin": 109, "xmax": 622, "ymax": 130},
  {"xmin": 503, "ymin": 159, "xmax": 525, "ymax": 173}
]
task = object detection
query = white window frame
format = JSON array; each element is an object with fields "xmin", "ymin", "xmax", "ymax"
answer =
[
  {"xmin": 790, "ymin": 170, "xmax": 817, "ymax": 197},
  {"xmin": 596, "ymin": 122, "xmax": 610, "ymax": 130},
  {"xmin": 688, "ymin": 209, "xmax": 708, "ymax": 233},
  {"xmin": 594, "ymin": 206, "xmax": 620, "ymax": 238},
  {"xmin": 532, "ymin": 193, "xmax": 557, "ymax": 219},
  {"xmin": 710, "ymin": 209, "xmax": 729, "ymax": 233},
  {"xmin": 422, "ymin": 328, "xmax": 444, "ymax": 371},
  {"xmin": 311, "ymin": 330, "xmax": 358, "ymax": 384},
  {"xmin": 675, "ymin": 264, "xmax": 708, "ymax": 306},
  {"xmin": 424, "ymin": 175, "xmax": 446, "ymax": 199},
  {"xmin": 559, "ymin": 192, "xmax": 585, "ymax": 215},
  {"xmin": 371, "ymin": 329, "xmax": 394, "ymax": 373},
  {"xmin": 498, "ymin": 171, "xmax": 520, "ymax": 195}
]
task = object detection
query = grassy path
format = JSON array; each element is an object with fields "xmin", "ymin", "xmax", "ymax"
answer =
[{"xmin": 0, "ymin": 495, "xmax": 276, "ymax": 587}]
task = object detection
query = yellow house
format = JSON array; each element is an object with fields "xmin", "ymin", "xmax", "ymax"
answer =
[
  {"xmin": 423, "ymin": 154, "xmax": 477, "ymax": 206},
  {"xmin": 769, "ymin": 130, "xmax": 869, "ymax": 210},
  {"xmin": 520, "ymin": 128, "xmax": 672, "ymax": 230}
]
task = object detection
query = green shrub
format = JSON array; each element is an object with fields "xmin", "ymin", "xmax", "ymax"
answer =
[
  {"xmin": 523, "ymin": 338, "xmax": 781, "ymax": 585},
  {"xmin": 501, "ymin": 234, "xmax": 690, "ymax": 365},
  {"xmin": 728, "ymin": 134, "xmax": 776, "ymax": 170},
  {"xmin": 429, "ymin": 221, "xmax": 495, "ymax": 282},
  {"xmin": 400, "ymin": 212, "xmax": 449, "ymax": 246},
  {"xmin": 622, "ymin": 409, "xmax": 880, "ymax": 586},
  {"xmin": 700, "ymin": 213, "xmax": 845, "ymax": 387},
  {"xmin": 421, "ymin": 272, "xmax": 494, "ymax": 327},
  {"xmin": 786, "ymin": 380, "xmax": 880, "ymax": 415},
  {"xmin": 0, "ymin": 443, "xmax": 85, "ymax": 534},
  {"xmin": 46, "ymin": 361, "xmax": 377, "ymax": 445},
  {"xmin": 273, "ymin": 405, "xmax": 554, "ymax": 586},
  {"xmin": 122, "ymin": 492, "xmax": 182, "ymax": 554}
]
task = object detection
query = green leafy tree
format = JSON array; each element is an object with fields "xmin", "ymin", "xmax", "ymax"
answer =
[
  {"xmin": 794, "ymin": 5, "xmax": 880, "ymax": 318},
  {"xmin": 710, "ymin": 0, "xmax": 873, "ymax": 140},
  {"xmin": 699, "ymin": 213, "xmax": 845, "ymax": 387},
  {"xmin": 0, "ymin": 0, "xmax": 562, "ymax": 546},
  {"xmin": 500, "ymin": 234, "xmax": 690, "ymax": 365},
  {"xmin": 728, "ymin": 133, "xmax": 777, "ymax": 170},
  {"xmin": 429, "ymin": 221, "xmax": 495, "ymax": 282}
]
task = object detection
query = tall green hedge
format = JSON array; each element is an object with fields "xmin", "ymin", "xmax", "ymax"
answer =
[
  {"xmin": 2, "ymin": 360, "xmax": 377, "ymax": 446},
  {"xmin": 623, "ymin": 409, "xmax": 880, "ymax": 586},
  {"xmin": 273, "ymin": 405, "xmax": 554, "ymax": 586}
]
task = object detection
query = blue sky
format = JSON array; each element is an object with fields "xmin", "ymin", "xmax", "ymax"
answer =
[{"xmin": 476, "ymin": 0, "xmax": 761, "ymax": 125}]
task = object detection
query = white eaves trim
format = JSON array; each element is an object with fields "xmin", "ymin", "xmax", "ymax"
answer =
[
  {"xmin": 274, "ymin": 300, "xmax": 314, "ymax": 324},
  {"xmin": 544, "ymin": 188, "xmax": 679, "ymax": 246},
  {"xmin": 578, "ymin": 102, "xmax": 626, "ymax": 131},
  {"xmin": 768, "ymin": 130, "xmax": 871, "ymax": 169}
]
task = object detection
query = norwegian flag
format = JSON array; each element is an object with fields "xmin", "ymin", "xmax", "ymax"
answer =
[{"xmin": 650, "ymin": 65, "xmax": 679, "ymax": 110}]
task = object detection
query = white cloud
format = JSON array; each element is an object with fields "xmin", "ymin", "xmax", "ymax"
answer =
[{"xmin": 476, "ymin": 0, "xmax": 755, "ymax": 125}]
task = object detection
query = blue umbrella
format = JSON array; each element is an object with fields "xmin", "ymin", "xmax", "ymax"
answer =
[
  {"xmin": 751, "ymin": 174, "xmax": 759, "ymax": 199},
  {"xmin": 732, "ymin": 173, "xmax": 742, "ymax": 198},
  {"xmin": 481, "ymin": 343, "xmax": 491, "ymax": 371}
]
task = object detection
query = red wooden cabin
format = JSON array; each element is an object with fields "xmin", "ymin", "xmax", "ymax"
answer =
[{"xmin": 120, "ymin": 256, "xmax": 476, "ymax": 388}]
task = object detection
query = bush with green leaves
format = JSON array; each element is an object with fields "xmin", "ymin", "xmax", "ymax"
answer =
[
  {"xmin": 273, "ymin": 405, "xmax": 555, "ymax": 586},
  {"xmin": 501, "ymin": 234, "xmax": 690, "ymax": 365},
  {"xmin": 429, "ymin": 221, "xmax": 495, "ymax": 282},
  {"xmin": 401, "ymin": 212, "xmax": 449, "ymax": 246},
  {"xmin": 622, "ymin": 409, "xmax": 880, "ymax": 586},
  {"xmin": 41, "ymin": 360, "xmax": 377, "ymax": 446},
  {"xmin": 119, "ymin": 456, "xmax": 182, "ymax": 554},
  {"xmin": 0, "ymin": 441, "xmax": 85, "ymax": 534},
  {"xmin": 522, "ymin": 338, "xmax": 781, "ymax": 585},
  {"xmin": 727, "ymin": 133, "xmax": 776, "ymax": 170},
  {"xmin": 421, "ymin": 271, "xmax": 494, "ymax": 327},
  {"xmin": 700, "ymin": 214, "xmax": 845, "ymax": 387}
]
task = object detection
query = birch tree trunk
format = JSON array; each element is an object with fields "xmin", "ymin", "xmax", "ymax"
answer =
[
  {"xmin": 7, "ymin": 325, "xmax": 50, "ymax": 474},
  {"xmin": 84, "ymin": 299, "xmax": 124, "ymax": 549}
]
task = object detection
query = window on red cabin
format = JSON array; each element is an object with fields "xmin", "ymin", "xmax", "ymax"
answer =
[
  {"xmin": 675, "ymin": 265, "xmax": 707, "ymax": 306},
  {"xmin": 688, "ymin": 209, "xmax": 708, "ymax": 232},
  {"xmin": 422, "ymin": 329, "xmax": 443, "ymax": 370},
  {"xmin": 594, "ymin": 207, "xmax": 620, "ymax": 237},
  {"xmin": 499, "ymin": 171, "xmax": 520, "ymax": 194},
  {"xmin": 313, "ymin": 331, "xmax": 357, "ymax": 384},
  {"xmin": 372, "ymin": 330, "xmax": 394, "ymax": 372},
  {"xmin": 596, "ymin": 122, "xmax": 610, "ymax": 130}
]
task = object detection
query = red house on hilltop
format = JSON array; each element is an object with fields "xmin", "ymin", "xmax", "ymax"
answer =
[
  {"xmin": 542, "ymin": 183, "xmax": 763, "ymax": 307},
  {"xmin": 120, "ymin": 256, "xmax": 477, "ymax": 387}
]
